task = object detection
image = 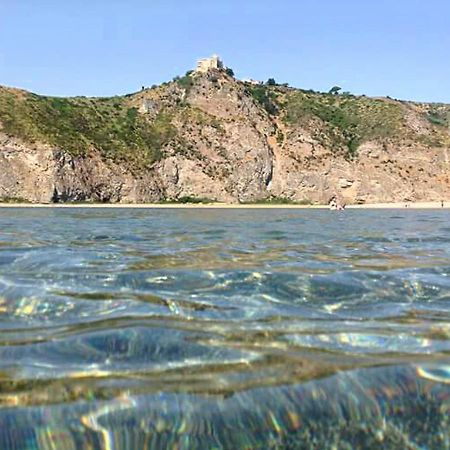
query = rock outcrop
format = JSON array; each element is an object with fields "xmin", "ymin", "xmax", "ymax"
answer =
[{"xmin": 1, "ymin": 72, "xmax": 449, "ymax": 204}]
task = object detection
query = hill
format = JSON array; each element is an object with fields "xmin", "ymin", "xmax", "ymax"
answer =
[{"xmin": 1, "ymin": 68, "xmax": 450, "ymax": 204}]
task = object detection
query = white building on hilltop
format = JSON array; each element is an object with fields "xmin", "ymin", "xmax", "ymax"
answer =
[
  {"xmin": 242, "ymin": 78, "xmax": 262, "ymax": 85},
  {"xmin": 195, "ymin": 54, "xmax": 224, "ymax": 73}
]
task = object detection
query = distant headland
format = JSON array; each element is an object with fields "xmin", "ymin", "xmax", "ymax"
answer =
[{"xmin": 1, "ymin": 55, "xmax": 450, "ymax": 205}]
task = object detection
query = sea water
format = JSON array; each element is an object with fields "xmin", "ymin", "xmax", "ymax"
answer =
[{"xmin": 0, "ymin": 208, "xmax": 448, "ymax": 449}]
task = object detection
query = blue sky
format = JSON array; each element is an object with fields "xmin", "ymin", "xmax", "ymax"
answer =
[{"xmin": 1, "ymin": 0, "xmax": 449, "ymax": 102}]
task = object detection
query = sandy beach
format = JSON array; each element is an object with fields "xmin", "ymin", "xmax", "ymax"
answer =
[{"xmin": 0, "ymin": 201, "xmax": 449, "ymax": 209}]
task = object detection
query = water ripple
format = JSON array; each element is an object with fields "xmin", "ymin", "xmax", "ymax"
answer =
[{"xmin": 0, "ymin": 208, "xmax": 449, "ymax": 448}]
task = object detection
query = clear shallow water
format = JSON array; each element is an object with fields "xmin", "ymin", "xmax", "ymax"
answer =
[{"xmin": 0, "ymin": 207, "xmax": 449, "ymax": 449}]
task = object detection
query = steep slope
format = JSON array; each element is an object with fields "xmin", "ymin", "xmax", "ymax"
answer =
[{"xmin": 1, "ymin": 71, "xmax": 450, "ymax": 204}]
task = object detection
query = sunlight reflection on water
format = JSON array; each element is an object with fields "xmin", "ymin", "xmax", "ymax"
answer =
[{"xmin": 0, "ymin": 208, "xmax": 449, "ymax": 448}]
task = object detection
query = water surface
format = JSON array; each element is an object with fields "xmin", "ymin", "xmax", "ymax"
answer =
[{"xmin": 0, "ymin": 208, "xmax": 449, "ymax": 449}]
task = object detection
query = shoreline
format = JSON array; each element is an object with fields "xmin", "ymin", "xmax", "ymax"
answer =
[{"xmin": 0, "ymin": 202, "xmax": 449, "ymax": 209}]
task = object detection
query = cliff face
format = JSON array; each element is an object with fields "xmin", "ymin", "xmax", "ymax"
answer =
[{"xmin": 1, "ymin": 72, "xmax": 450, "ymax": 204}]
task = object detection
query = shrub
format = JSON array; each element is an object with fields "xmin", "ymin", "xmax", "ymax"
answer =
[
  {"xmin": 177, "ymin": 74, "xmax": 193, "ymax": 91},
  {"xmin": 176, "ymin": 196, "xmax": 215, "ymax": 204},
  {"xmin": 426, "ymin": 108, "xmax": 449, "ymax": 127},
  {"xmin": 225, "ymin": 68, "xmax": 235, "ymax": 77},
  {"xmin": 276, "ymin": 129, "xmax": 284, "ymax": 144},
  {"xmin": 0, "ymin": 196, "xmax": 30, "ymax": 203},
  {"xmin": 243, "ymin": 196, "xmax": 300, "ymax": 205},
  {"xmin": 328, "ymin": 86, "xmax": 342, "ymax": 95}
]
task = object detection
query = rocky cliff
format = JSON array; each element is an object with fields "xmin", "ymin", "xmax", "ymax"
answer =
[{"xmin": 1, "ymin": 71, "xmax": 450, "ymax": 204}]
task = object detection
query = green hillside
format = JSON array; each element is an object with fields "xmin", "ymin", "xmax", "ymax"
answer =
[
  {"xmin": 0, "ymin": 87, "xmax": 176, "ymax": 169},
  {"xmin": 1, "ymin": 75, "xmax": 450, "ymax": 167}
]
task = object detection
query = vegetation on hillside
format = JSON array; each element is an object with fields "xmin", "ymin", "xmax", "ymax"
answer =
[
  {"xmin": 1, "ymin": 73, "xmax": 449, "ymax": 170},
  {"xmin": 225, "ymin": 68, "xmax": 235, "ymax": 77},
  {"xmin": 0, "ymin": 89, "xmax": 176, "ymax": 169},
  {"xmin": 247, "ymin": 85, "xmax": 279, "ymax": 115},
  {"xmin": 176, "ymin": 71, "xmax": 194, "ymax": 92},
  {"xmin": 0, "ymin": 196, "xmax": 30, "ymax": 204},
  {"xmin": 283, "ymin": 91, "xmax": 405, "ymax": 157},
  {"xmin": 426, "ymin": 105, "xmax": 450, "ymax": 127},
  {"xmin": 159, "ymin": 196, "xmax": 216, "ymax": 204},
  {"xmin": 242, "ymin": 196, "xmax": 312, "ymax": 205}
]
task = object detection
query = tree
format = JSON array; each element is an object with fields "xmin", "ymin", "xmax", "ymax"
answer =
[
  {"xmin": 225, "ymin": 67, "xmax": 235, "ymax": 77},
  {"xmin": 267, "ymin": 78, "xmax": 276, "ymax": 86},
  {"xmin": 329, "ymin": 86, "xmax": 342, "ymax": 95}
]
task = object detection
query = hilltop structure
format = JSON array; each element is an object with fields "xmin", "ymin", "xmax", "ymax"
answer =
[
  {"xmin": 243, "ymin": 78, "xmax": 263, "ymax": 85},
  {"xmin": 195, "ymin": 54, "xmax": 224, "ymax": 73}
]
